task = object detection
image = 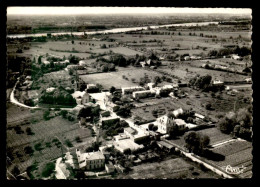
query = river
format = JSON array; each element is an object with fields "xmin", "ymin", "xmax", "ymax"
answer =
[{"xmin": 7, "ymin": 21, "xmax": 219, "ymax": 39}]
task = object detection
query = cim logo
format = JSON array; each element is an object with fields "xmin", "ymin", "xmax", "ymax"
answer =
[{"xmin": 222, "ymin": 165, "xmax": 246, "ymax": 175}]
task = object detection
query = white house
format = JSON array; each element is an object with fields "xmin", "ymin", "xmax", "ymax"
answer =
[
  {"xmin": 76, "ymin": 149, "xmax": 105, "ymax": 170},
  {"xmin": 184, "ymin": 56, "xmax": 190, "ymax": 61},
  {"xmin": 212, "ymin": 80, "xmax": 224, "ymax": 86},
  {"xmin": 156, "ymin": 115, "xmax": 175, "ymax": 134},
  {"xmin": 87, "ymin": 84, "xmax": 97, "ymax": 90},
  {"xmin": 173, "ymin": 108, "xmax": 184, "ymax": 118},
  {"xmin": 43, "ymin": 60, "xmax": 50, "ymax": 65},
  {"xmin": 147, "ymin": 82, "xmax": 156, "ymax": 90},
  {"xmin": 132, "ymin": 90, "xmax": 154, "ymax": 99},
  {"xmin": 245, "ymin": 78, "xmax": 252, "ymax": 83},
  {"xmin": 79, "ymin": 60, "xmax": 88, "ymax": 66},
  {"xmin": 122, "ymin": 86, "xmax": 145, "ymax": 95},
  {"xmin": 174, "ymin": 119, "xmax": 186, "ymax": 130},
  {"xmin": 231, "ymin": 54, "xmax": 242, "ymax": 60}
]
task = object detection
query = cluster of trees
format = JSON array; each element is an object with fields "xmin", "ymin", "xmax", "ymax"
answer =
[
  {"xmin": 85, "ymin": 141, "xmax": 102, "ymax": 152},
  {"xmin": 102, "ymin": 119, "xmax": 129, "ymax": 137},
  {"xmin": 184, "ymin": 131, "xmax": 210, "ymax": 154},
  {"xmin": 68, "ymin": 55, "xmax": 80, "ymax": 64},
  {"xmin": 189, "ymin": 75, "xmax": 212, "ymax": 90},
  {"xmin": 208, "ymin": 46, "xmax": 251, "ymax": 57},
  {"xmin": 218, "ymin": 107, "xmax": 252, "ymax": 141},
  {"xmin": 77, "ymin": 105, "xmax": 101, "ymax": 121},
  {"xmin": 94, "ymin": 59, "xmax": 116, "ymax": 72},
  {"xmin": 113, "ymin": 105, "xmax": 131, "ymax": 118},
  {"xmin": 39, "ymin": 86, "xmax": 77, "ymax": 106}
]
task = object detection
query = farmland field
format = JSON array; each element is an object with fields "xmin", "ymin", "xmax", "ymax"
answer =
[
  {"xmin": 79, "ymin": 67, "xmax": 168, "ymax": 90},
  {"xmin": 209, "ymin": 140, "xmax": 253, "ymax": 178},
  {"xmin": 169, "ymin": 127, "xmax": 233, "ymax": 148},
  {"xmin": 6, "ymin": 103, "xmax": 93, "ymax": 174},
  {"xmin": 117, "ymin": 157, "xmax": 220, "ymax": 179}
]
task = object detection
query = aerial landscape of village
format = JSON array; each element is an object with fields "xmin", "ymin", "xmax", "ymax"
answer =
[{"xmin": 6, "ymin": 7, "xmax": 253, "ymax": 180}]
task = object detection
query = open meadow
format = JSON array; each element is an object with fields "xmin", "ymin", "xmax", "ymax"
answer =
[{"xmin": 79, "ymin": 67, "xmax": 169, "ymax": 90}]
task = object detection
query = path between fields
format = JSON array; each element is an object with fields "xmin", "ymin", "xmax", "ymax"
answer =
[{"xmin": 211, "ymin": 138, "xmax": 246, "ymax": 148}]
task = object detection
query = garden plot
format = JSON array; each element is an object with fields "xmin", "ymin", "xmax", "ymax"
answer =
[{"xmin": 120, "ymin": 157, "xmax": 217, "ymax": 179}]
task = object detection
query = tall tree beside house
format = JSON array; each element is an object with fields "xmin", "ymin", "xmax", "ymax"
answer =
[
  {"xmin": 38, "ymin": 56, "xmax": 42, "ymax": 64},
  {"xmin": 184, "ymin": 132, "xmax": 210, "ymax": 154}
]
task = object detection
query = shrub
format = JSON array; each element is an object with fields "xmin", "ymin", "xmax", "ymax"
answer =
[{"xmin": 41, "ymin": 162, "xmax": 55, "ymax": 178}]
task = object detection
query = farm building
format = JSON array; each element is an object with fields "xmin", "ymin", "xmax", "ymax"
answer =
[
  {"xmin": 67, "ymin": 65, "xmax": 85, "ymax": 70},
  {"xmin": 43, "ymin": 60, "xmax": 50, "ymax": 65},
  {"xmin": 157, "ymin": 141, "xmax": 175, "ymax": 152},
  {"xmin": 185, "ymin": 123, "xmax": 197, "ymax": 130},
  {"xmin": 231, "ymin": 54, "xmax": 242, "ymax": 60},
  {"xmin": 122, "ymin": 86, "xmax": 145, "ymax": 95},
  {"xmin": 147, "ymin": 82, "xmax": 156, "ymax": 90},
  {"xmin": 156, "ymin": 115, "xmax": 175, "ymax": 134},
  {"xmin": 140, "ymin": 61, "xmax": 147, "ymax": 67},
  {"xmin": 194, "ymin": 113, "xmax": 205, "ymax": 120},
  {"xmin": 245, "ymin": 78, "xmax": 252, "ymax": 83},
  {"xmin": 79, "ymin": 60, "xmax": 88, "ymax": 66},
  {"xmin": 212, "ymin": 80, "xmax": 224, "ymax": 86},
  {"xmin": 124, "ymin": 127, "xmax": 138, "ymax": 137},
  {"xmin": 46, "ymin": 87, "xmax": 56, "ymax": 93},
  {"xmin": 105, "ymin": 162, "xmax": 116, "ymax": 174},
  {"xmin": 174, "ymin": 119, "xmax": 187, "ymax": 130},
  {"xmin": 87, "ymin": 84, "xmax": 97, "ymax": 90},
  {"xmin": 184, "ymin": 56, "xmax": 190, "ymax": 61},
  {"xmin": 76, "ymin": 149, "xmax": 105, "ymax": 170},
  {"xmin": 173, "ymin": 108, "xmax": 184, "ymax": 118},
  {"xmin": 113, "ymin": 133, "xmax": 129, "ymax": 142},
  {"xmin": 132, "ymin": 90, "xmax": 154, "ymax": 99},
  {"xmin": 113, "ymin": 138, "xmax": 144, "ymax": 153},
  {"xmin": 161, "ymin": 85, "xmax": 175, "ymax": 92}
]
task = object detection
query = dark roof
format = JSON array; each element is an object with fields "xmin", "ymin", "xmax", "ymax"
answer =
[{"xmin": 157, "ymin": 141, "xmax": 174, "ymax": 149}]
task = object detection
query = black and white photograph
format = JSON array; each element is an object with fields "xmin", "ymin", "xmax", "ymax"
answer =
[{"xmin": 5, "ymin": 6, "xmax": 254, "ymax": 180}]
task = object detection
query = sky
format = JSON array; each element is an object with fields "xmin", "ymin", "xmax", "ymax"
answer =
[{"xmin": 7, "ymin": 7, "xmax": 252, "ymax": 15}]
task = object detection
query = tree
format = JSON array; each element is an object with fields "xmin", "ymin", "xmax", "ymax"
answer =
[
  {"xmin": 169, "ymin": 124, "xmax": 179, "ymax": 139},
  {"xmin": 34, "ymin": 143, "xmax": 43, "ymax": 151},
  {"xmin": 12, "ymin": 166, "xmax": 20, "ymax": 177},
  {"xmin": 184, "ymin": 132, "xmax": 201, "ymax": 153},
  {"xmin": 60, "ymin": 110, "xmax": 68, "ymax": 118},
  {"xmin": 24, "ymin": 146, "xmax": 34, "ymax": 155},
  {"xmin": 110, "ymin": 86, "xmax": 116, "ymax": 93},
  {"xmin": 200, "ymin": 135, "xmax": 210, "ymax": 148},
  {"xmin": 38, "ymin": 56, "xmax": 42, "ymax": 64},
  {"xmin": 41, "ymin": 162, "xmax": 55, "ymax": 178},
  {"xmin": 205, "ymin": 103, "xmax": 212, "ymax": 110},
  {"xmin": 26, "ymin": 127, "xmax": 33, "ymax": 135},
  {"xmin": 218, "ymin": 117, "xmax": 235, "ymax": 134},
  {"xmin": 43, "ymin": 110, "xmax": 50, "ymax": 120},
  {"xmin": 75, "ymin": 136, "xmax": 82, "ymax": 143},
  {"xmin": 148, "ymin": 123, "xmax": 154, "ymax": 130}
]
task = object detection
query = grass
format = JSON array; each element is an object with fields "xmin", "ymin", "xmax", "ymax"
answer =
[
  {"xmin": 209, "ymin": 140, "xmax": 252, "ymax": 178},
  {"xmin": 119, "ymin": 157, "xmax": 218, "ymax": 179},
  {"xmin": 79, "ymin": 67, "xmax": 165, "ymax": 90}
]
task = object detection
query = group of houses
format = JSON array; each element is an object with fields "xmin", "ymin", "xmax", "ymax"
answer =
[{"xmin": 122, "ymin": 82, "xmax": 179, "ymax": 100}]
